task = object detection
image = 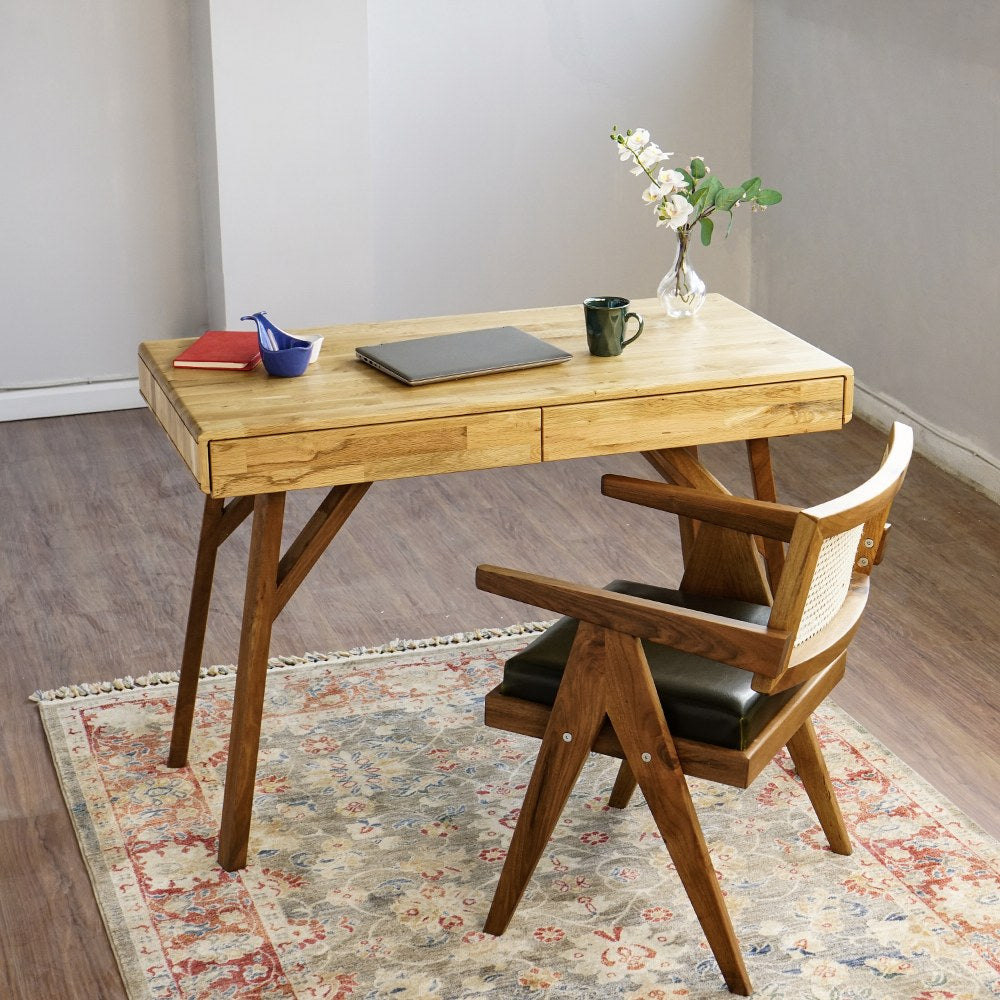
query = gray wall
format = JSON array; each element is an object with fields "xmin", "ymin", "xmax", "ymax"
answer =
[
  {"xmin": 752, "ymin": 0, "xmax": 1000, "ymax": 496},
  {"xmin": 361, "ymin": 0, "xmax": 754, "ymax": 324},
  {"xmin": 204, "ymin": 0, "xmax": 374, "ymax": 329},
  {"xmin": 0, "ymin": 1, "xmax": 206, "ymax": 415},
  {"xmin": 201, "ymin": 0, "xmax": 754, "ymax": 329}
]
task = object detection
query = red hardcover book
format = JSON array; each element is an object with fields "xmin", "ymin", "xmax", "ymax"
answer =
[{"xmin": 173, "ymin": 330, "xmax": 262, "ymax": 371}]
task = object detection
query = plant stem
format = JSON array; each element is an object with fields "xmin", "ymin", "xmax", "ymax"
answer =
[{"xmin": 675, "ymin": 230, "xmax": 688, "ymax": 298}]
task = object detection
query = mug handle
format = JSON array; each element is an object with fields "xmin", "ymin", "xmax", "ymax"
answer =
[{"xmin": 622, "ymin": 311, "xmax": 644, "ymax": 347}]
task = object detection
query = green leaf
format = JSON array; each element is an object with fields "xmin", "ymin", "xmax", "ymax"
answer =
[
  {"xmin": 700, "ymin": 217, "xmax": 715, "ymax": 246},
  {"xmin": 678, "ymin": 168, "xmax": 695, "ymax": 189},
  {"xmin": 715, "ymin": 187, "xmax": 744, "ymax": 211},
  {"xmin": 741, "ymin": 177, "xmax": 761, "ymax": 198},
  {"xmin": 690, "ymin": 157, "xmax": 707, "ymax": 179},
  {"xmin": 756, "ymin": 188, "xmax": 782, "ymax": 205},
  {"xmin": 690, "ymin": 183, "xmax": 712, "ymax": 206},
  {"xmin": 705, "ymin": 175, "xmax": 723, "ymax": 199}
]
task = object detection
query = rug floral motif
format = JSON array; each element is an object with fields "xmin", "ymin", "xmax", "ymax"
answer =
[{"xmin": 37, "ymin": 629, "xmax": 1000, "ymax": 999}]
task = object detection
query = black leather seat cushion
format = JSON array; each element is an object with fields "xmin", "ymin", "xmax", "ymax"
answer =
[{"xmin": 500, "ymin": 580, "xmax": 799, "ymax": 751}]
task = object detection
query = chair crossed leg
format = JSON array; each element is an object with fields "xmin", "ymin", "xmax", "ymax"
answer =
[{"xmin": 484, "ymin": 621, "xmax": 754, "ymax": 997}]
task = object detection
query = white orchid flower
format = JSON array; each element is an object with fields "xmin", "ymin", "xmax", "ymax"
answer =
[
  {"xmin": 631, "ymin": 145, "xmax": 674, "ymax": 175},
  {"xmin": 655, "ymin": 168, "xmax": 687, "ymax": 193},
  {"xmin": 657, "ymin": 193, "xmax": 695, "ymax": 230},
  {"xmin": 641, "ymin": 183, "xmax": 664, "ymax": 204},
  {"xmin": 637, "ymin": 143, "xmax": 669, "ymax": 167},
  {"xmin": 624, "ymin": 128, "xmax": 650, "ymax": 153},
  {"xmin": 619, "ymin": 128, "xmax": 650, "ymax": 163}
]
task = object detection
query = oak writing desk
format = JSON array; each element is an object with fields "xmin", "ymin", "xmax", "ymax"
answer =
[{"xmin": 139, "ymin": 294, "xmax": 853, "ymax": 871}]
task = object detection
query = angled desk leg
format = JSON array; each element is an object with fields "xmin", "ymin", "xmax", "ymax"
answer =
[
  {"xmin": 642, "ymin": 446, "xmax": 772, "ymax": 607},
  {"xmin": 642, "ymin": 446, "xmax": 707, "ymax": 563},
  {"xmin": 169, "ymin": 495, "xmax": 255, "ymax": 768},
  {"xmin": 218, "ymin": 491, "xmax": 286, "ymax": 872},
  {"xmin": 746, "ymin": 438, "xmax": 785, "ymax": 591},
  {"xmin": 217, "ymin": 481, "xmax": 372, "ymax": 872}
]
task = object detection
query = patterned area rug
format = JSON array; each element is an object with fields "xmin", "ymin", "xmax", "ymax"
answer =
[{"xmin": 37, "ymin": 627, "xmax": 999, "ymax": 999}]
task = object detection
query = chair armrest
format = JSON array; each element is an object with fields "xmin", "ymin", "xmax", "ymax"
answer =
[
  {"xmin": 476, "ymin": 564, "xmax": 791, "ymax": 678},
  {"xmin": 601, "ymin": 474, "xmax": 801, "ymax": 541}
]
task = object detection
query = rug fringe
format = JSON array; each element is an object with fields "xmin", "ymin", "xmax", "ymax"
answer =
[{"xmin": 29, "ymin": 620, "xmax": 556, "ymax": 704}]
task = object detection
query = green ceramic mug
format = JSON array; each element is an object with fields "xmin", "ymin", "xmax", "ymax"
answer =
[{"xmin": 583, "ymin": 297, "xmax": 644, "ymax": 357}]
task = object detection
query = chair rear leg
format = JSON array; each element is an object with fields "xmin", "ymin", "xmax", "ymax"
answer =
[
  {"xmin": 608, "ymin": 759, "xmax": 638, "ymax": 809},
  {"xmin": 786, "ymin": 715, "xmax": 852, "ymax": 856}
]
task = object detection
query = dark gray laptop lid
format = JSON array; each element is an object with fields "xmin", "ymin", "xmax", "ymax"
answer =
[{"xmin": 355, "ymin": 326, "xmax": 572, "ymax": 385}]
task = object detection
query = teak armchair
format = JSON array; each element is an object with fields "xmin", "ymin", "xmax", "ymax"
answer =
[{"xmin": 475, "ymin": 423, "xmax": 913, "ymax": 995}]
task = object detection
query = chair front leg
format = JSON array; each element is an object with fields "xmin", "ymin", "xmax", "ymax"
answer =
[
  {"xmin": 604, "ymin": 630, "xmax": 753, "ymax": 996},
  {"xmin": 484, "ymin": 622, "xmax": 610, "ymax": 936}
]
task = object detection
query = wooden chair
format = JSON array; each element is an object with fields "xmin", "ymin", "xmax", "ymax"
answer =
[{"xmin": 475, "ymin": 423, "xmax": 913, "ymax": 996}]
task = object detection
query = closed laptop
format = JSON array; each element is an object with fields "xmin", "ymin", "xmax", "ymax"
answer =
[{"xmin": 356, "ymin": 326, "xmax": 572, "ymax": 386}]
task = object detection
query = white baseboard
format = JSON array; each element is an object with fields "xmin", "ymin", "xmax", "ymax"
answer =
[
  {"xmin": 0, "ymin": 379, "xmax": 145, "ymax": 423},
  {"xmin": 854, "ymin": 380, "xmax": 1000, "ymax": 504}
]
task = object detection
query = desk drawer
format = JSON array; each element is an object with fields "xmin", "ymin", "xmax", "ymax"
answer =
[
  {"xmin": 208, "ymin": 409, "xmax": 541, "ymax": 497},
  {"xmin": 542, "ymin": 378, "xmax": 848, "ymax": 460},
  {"xmin": 139, "ymin": 358, "xmax": 206, "ymax": 490}
]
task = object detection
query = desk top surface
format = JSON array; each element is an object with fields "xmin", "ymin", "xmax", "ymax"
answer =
[
  {"xmin": 139, "ymin": 295, "xmax": 853, "ymax": 497},
  {"xmin": 140, "ymin": 295, "xmax": 850, "ymax": 439}
]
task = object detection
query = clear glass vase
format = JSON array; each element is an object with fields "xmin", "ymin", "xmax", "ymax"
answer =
[{"xmin": 657, "ymin": 230, "xmax": 706, "ymax": 318}]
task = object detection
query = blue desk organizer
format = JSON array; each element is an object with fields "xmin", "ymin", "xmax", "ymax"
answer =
[{"xmin": 242, "ymin": 312, "xmax": 312, "ymax": 377}]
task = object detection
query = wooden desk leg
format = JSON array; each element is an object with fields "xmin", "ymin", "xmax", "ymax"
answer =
[
  {"xmin": 168, "ymin": 494, "xmax": 255, "ymax": 768},
  {"xmin": 208, "ymin": 482, "xmax": 371, "ymax": 870},
  {"xmin": 168, "ymin": 497, "xmax": 225, "ymax": 767},
  {"xmin": 746, "ymin": 438, "xmax": 785, "ymax": 591},
  {"xmin": 218, "ymin": 491, "xmax": 286, "ymax": 872},
  {"xmin": 643, "ymin": 446, "xmax": 709, "ymax": 563},
  {"xmin": 642, "ymin": 446, "xmax": 771, "ymax": 606}
]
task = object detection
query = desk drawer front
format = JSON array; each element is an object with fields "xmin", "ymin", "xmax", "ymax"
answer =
[
  {"xmin": 543, "ymin": 378, "xmax": 848, "ymax": 460},
  {"xmin": 209, "ymin": 409, "xmax": 541, "ymax": 497}
]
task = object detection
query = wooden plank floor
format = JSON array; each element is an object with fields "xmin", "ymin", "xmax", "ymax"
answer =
[{"xmin": 1, "ymin": 408, "xmax": 997, "ymax": 999}]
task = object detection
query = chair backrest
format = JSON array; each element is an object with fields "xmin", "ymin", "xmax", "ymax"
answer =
[
  {"xmin": 794, "ymin": 522, "xmax": 864, "ymax": 645},
  {"xmin": 759, "ymin": 422, "xmax": 913, "ymax": 690}
]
